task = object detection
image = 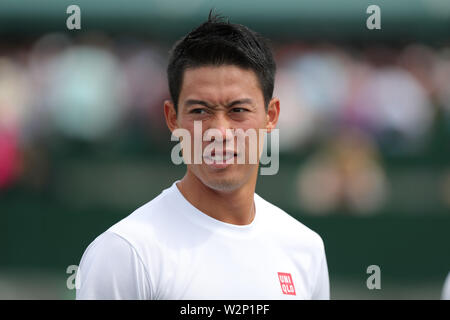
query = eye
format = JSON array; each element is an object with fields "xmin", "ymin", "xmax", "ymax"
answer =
[
  {"xmin": 231, "ymin": 107, "xmax": 248, "ymax": 113},
  {"xmin": 190, "ymin": 108, "xmax": 207, "ymax": 114}
]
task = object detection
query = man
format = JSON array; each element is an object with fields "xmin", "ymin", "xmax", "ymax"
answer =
[{"xmin": 76, "ymin": 12, "xmax": 330, "ymax": 300}]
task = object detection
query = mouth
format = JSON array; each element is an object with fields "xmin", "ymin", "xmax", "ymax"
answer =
[{"xmin": 203, "ymin": 150, "xmax": 238, "ymax": 168}]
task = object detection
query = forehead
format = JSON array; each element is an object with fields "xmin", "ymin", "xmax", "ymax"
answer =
[{"xmin": 179, "ymin": 65, "xmax": 263, "ymax": 103}]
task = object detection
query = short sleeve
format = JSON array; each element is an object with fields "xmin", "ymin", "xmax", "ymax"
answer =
[
  {"xmin": 76, "ymin": 231, "xmax": 152, "ymax": 300},
  {"xmin": 311, "ymin": 241, "xmax": 330, "ymax": 300}
]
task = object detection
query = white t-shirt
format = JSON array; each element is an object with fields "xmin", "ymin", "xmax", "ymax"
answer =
[
  {"xmin": 76, "ymin": 181, "xmax": 330, "ymax": 300},
  {"xmin": 442, "ymin": 272, "xmax": 450, "ymax": 300}
]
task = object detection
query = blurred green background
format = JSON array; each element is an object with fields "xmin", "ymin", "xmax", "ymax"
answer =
[{"xmin": 0, "ymin": 0, "xmax": 449, "ymax": 299}]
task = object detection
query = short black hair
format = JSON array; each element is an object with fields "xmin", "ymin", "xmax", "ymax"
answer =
[{"xmin": 167, "ymin": 10, "xmax": 276, "ymax": 112}]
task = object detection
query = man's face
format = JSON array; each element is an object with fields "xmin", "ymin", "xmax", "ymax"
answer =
[{"xmin": 165, "ymin": 65, "xmax": 279, "ymax": 192}]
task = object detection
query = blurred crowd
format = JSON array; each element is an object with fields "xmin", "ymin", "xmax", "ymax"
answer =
[{"xmin": 1, "ymin": 33, "xmax": 449, "ymax": 214}]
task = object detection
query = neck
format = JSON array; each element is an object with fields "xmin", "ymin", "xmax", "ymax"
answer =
[{"xmin": 177, "ymin": 171, "xmax": 257, "ymax": 226}]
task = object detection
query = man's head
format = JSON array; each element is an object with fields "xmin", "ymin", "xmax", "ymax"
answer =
[
  {"xmin": 164, "ymin": 12, "xmax": 280, "ymax": 192},
  {"xmin": 167, "ymin": 11, "xmax": 276, "ymax": 111}
]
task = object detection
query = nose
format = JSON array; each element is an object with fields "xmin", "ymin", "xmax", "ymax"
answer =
[{"xmin": 204, "ymin": 113, "xmax": 234, "ymax": 143}]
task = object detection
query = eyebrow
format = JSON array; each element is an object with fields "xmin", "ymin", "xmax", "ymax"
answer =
[
  {"xmin": 184, "ymin": 98, "xmax": 254, "ymax": 109},
  {"xmin": 226, "ymin": 98, "xmax": 254, "ymax": 108},
  {"xmin": 184, "ymin": 99, "xmax": 215, "ymax": 109}
]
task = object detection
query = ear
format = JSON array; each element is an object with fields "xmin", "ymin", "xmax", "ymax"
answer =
[
  {"xmin": 164, "ymin": 100, "xmax": 178, "ymax": 133},
  {"xmin": 265, "ymin": 97, "xmax": 280, "ymax": 133}
]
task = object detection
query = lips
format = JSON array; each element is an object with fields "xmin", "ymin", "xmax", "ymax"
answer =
[
  {"xmin": 208, "ymin": 150, "xmax": 236, "ymax": 161},
  {"xmin": 203, "ymin": 150, "xmax": 237, "ymax": 168}
]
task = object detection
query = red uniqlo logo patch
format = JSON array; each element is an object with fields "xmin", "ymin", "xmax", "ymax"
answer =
[{"xmin": 277, "ymin": 272, "xmax": 296, "ymax": 295}]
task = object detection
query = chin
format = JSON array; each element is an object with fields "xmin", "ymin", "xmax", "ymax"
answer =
[
  {"xmin": 189, "ymin": 164, "xmax": 257, "ymax": 193},
  {"xmin": 201, "ymin": 175, "xmax": 243, "ymax": 193},
  {"xmin": 197, "ymin": 166, "xmax": 249, "ymax": 193}
]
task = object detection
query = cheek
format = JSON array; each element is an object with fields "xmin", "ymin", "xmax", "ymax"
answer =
[
  {"xmin": 235, "ymin": 114, "xmax": 265, "ymax": 130},
  {"xmin": 248, "ymin": 112, "xmax": 267, "ymax": 129},
  {"xmin": 178, "ymin": 121, "xmax": 198, "ymax": 145},
  {"xmin": 179, "ymin": 119, "xmax": 195, "ymax": 132}
]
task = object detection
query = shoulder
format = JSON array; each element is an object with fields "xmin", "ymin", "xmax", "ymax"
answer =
[
  {"xmin": 255, "ymin": 194, "xmax": 329, "ymax": 299},
  {"xmin": 255, "ymin": 194, "xmax": 326, "ymax": 253},
  {"xmin": 77, "ymin": 231, "xmax": 152, "ymax": 299},
  {"xmin": 79, "ymin": 231, "xmax": 142, "ymax": 272},
  {"xmin": 107, "ymin": 183, "xmax": 180, "ymax": 247},
  {"xmin": 76, "ymin": 185, "xmax": 179, "ymax": 299}
]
